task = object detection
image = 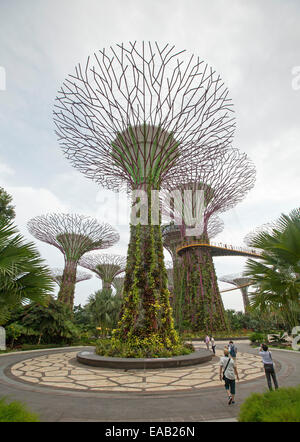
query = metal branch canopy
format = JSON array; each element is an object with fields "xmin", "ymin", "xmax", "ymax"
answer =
[
  {"xmin": 79, "ymin": 253, "xmax": 126, "ymax": 289},
  {"xmin": 54, "ymin": 41, "xmax": 235, "ymax": 191},
  {"xmin": 28, "ymin": 213, "xmax": 119, "ymax": 309},
  {"xmin": 27, "ymin": 213, "xmax": 119, "ymax": 259},
  {"xmin": 50, "ymin": 267, "xmax": 92, "ymax": 286}
]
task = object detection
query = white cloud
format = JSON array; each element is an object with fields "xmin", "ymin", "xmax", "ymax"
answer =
[{"xmin": 1, "ymin": 0, "xmax": 300, "ymax": 309}]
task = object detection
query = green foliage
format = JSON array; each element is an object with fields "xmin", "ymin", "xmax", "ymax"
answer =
[
  {"xmin": 224, "ymin": 309, "xmax": 281, "ymax": 332},
  {"xmin": 238, "ymin": 385, "xmax": 300, "ymax": 422},
  {"xmin": 0, "ymin": 187, "xmax": 15, "ymax": 224},
  {"xmin": 6, "ymin": 298, "xmax": 80, "ymax": 346},
  {"xmin": 181, "ymin": 329, "xmax": 251, "ymax": 340},
  {"xmin": 0, "ymin": 397, "xmax": 39, "ymax": 422},
  {"xmin": 245, "ymin": 208, "xmax": 300, "ymax": 332},
  {"xmin": 85, "ymin": 288, "xmax": 122, "ymax": 331},
  {"xmin": 96, "ymin": 337, "xmax": 194, "ymax": 358},
  {"xmin": 0, "ymin": 222, "xmax": 54, "ymax": 324},
  {"xmin": 249, "ymin": 332, "xmax": 267, "ymax": 343},
  {"xmin": 73, "ymin": 304, "xmax": 94, "ymax": 332},
  {"xmin": 6, "ymin": 323, "xmax": 39, "ymax": 348}
]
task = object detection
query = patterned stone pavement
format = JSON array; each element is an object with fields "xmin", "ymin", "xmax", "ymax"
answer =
[{"xmin": 9, "ymin": 341, "xmax": 264, "ymax": 393}]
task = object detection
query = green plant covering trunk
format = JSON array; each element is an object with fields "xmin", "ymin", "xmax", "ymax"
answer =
[
  {"xmin": 172, "ymin": 255, "xmax": 184, "ymax": 330},
  {"xmin": 57, "ymin": 260, "xmax": 77, "ymax": 309},
  {"xmin": 179, "ymin": 233, "xmax": 229, "ymax": 333},
  {"xmin": 112, "ymin": 187, "xmax": 180, "ymax": 350}
]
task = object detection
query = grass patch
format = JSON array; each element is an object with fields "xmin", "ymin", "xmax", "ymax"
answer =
[
  {"xmin": 238, "ymin": 385, "xmax": 300, "ymax": 422},
  {"xmin": 0, "ymin": 397, "xmax": 39, "ymax": 422}
]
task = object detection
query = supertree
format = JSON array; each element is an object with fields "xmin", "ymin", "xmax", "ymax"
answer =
[
  {"xmin": 50, "ymin": 267, "xmax": 92, "ymax": 286},
  {"xmin": 112, "ymin": 275, "xmax": 125, "ymax": 298},
  {"xmin": 79, "ymin": 253, "xmax": 126, "ymax": 290},
  {"xmin": 161, "ymin": 147, "xmax": 256, "ymax": 332},
  {"xmin": 162, "ymin": 216, "xmax": 224, "ymax": 329},
  {"xmin": 219, "ymin": 273, "xmax": 252, "ymax": 311},
  {"xmin": 27, "ymin": 213, "xmax": 119, "ymax": 309},
  {"xmin": 53, "ymin": 42, "xmax": 235, "ymax": 350}
]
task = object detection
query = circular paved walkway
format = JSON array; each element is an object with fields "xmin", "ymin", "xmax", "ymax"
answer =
[
  {"xmin": 0, "ymin": 341, "xmax": 299, "ymax": 422},
  {"xmin": 8, "ymin": 343, "xmax": 263, "ymax": 392}
]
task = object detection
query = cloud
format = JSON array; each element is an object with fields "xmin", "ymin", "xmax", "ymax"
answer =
[{"xmin": 1, "ymin": 0, "xmax": 300, "ymax": 309}]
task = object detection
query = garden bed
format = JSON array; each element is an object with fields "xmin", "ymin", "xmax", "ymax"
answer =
[{"xmin": 77, "ymin": 347, "xmax": 213, "ymax": 369}]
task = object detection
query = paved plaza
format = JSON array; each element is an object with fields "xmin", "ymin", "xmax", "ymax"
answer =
[
  {"xmin": 8, "ymin": 343, "xmax": 264, "ymax": 392},
  {"xmin": 0, "ymin": 341, "xmax": 299, "ymax": 422}
]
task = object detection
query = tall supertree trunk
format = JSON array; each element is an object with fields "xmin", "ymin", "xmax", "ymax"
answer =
[
  {"xmin": 57, "ymin": 259, "xmax": 77, "ymax": 309},
  {"xmin": 179, "ymin": 233, "xmax": 229, "ymax": 333},
  {"xmin": 240, "ymin": 286, "xmax": 250, "ymax": 312},
  {"xmin": 172, "ymin": 255, "xmax": 184, "ymax": 330},
  {"xmin": 114, "ymin": 187, "xmax": 178, "ymax": 346}
]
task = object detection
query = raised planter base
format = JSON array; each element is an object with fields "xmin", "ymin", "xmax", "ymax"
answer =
[{"xmin": 77, "ymin": 347, "xmax": 213, "ymax": 369}]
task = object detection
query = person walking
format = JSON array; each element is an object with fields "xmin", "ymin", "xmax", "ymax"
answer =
[
  {"xmin": 205, "ymin": 335, "xmax": 210, "ymax": 350},
  {"xmin": 219, "ymin": 348, "xmax": 239, "ymax": 405},
  {"xmin": 259, "ymin": 344, "xmax": 279, "ymax": 391},
  {"xmin": 228, "ymin": 340, "xmax": 237, "ymax": 362},
  {"xmin": 211, "ymin": 336, "xmax": 216, "ymax": 355}
]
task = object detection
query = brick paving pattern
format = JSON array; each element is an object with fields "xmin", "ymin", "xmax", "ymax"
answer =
[{"xmin": 10, "ymin": 342, "xmax": 264, "ymax": 392}]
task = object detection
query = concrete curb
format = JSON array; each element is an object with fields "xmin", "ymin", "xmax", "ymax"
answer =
[
  {"xmin": 0, "ymin": 346, "xmax": 91, "ymax": 357},
  {"xmin": 77, "ymin": 348, "xmax": 213, "ymax": 369}
]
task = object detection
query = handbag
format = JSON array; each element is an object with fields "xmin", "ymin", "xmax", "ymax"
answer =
[{"xmin": 222, "ymin": 358, "xmax": 231, "ymax": 380}]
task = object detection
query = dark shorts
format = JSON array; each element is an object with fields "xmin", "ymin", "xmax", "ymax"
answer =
[{"xmin": 224, "ymin": 377, "xmax": 236, "ymax": 395}]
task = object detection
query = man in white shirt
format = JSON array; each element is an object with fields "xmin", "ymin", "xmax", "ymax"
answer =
[{"xmin": 219, "ymin": 348, "xmax": 239, "ymax": 405}]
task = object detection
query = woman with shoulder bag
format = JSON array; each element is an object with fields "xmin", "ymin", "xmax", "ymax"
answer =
[
  {"xmin": 259, "ymin": 344, "xmax": 279, "ymax": 391},
  {"xmin": 219, "ymin": 349, "xmax": 239, "ymax": 405}
]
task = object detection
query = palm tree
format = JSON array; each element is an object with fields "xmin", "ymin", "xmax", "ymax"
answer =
[
  {"xmin": 86, "ymin": 289, "xmax": 122, "ymax": 332},
  {"xmin": 245, "ymin": 208, "xmax": 300, "ymax": 331},
  {"xmin": 0, "ymin": 222, "xmax": 54, "ymax": 324}
]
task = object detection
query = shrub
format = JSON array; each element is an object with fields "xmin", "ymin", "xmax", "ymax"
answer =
[
  {"xmin": 95, "ymin": 338, "xmax": 194, "ymax": 358},
  {"xmin": 0, "ymin": 397, "xmax": 39, "ymax": 422},
  {"xmin": 238, "ymin": 386, "xmax": 300, "ymax": 422},
  {"xmin": 6, "ymin": 299, "xmax": 81, "ymax": 346},
  {"xmin": 249, "ymin": 332, "xmax": 267, "ymax": 343}
]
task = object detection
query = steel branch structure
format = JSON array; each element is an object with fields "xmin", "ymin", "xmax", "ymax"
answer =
[
  {"xmin": 219, "ymin": 273, "xmax": 253, "ymax": 311},
  {"xmin": 27, "ymin": 213, "xmax": 119, "ymax": 309},
  {"xmin": 51, "ymin": 267, "xmax": 92, "ymax": 286},
  {"xmin": 53, "ymin": 41, "xmax": 238, "ymax": 342},
  {"xmin": 79, "ymin": 253, "xmax": 126, "ymax": 290},
  {"xmin": 162, "ymin": 148, "xmax": 255, "ymax": 232},
  {"xmin": 54, "ymin": 42, "xmax": 235, "ymax": 192}
]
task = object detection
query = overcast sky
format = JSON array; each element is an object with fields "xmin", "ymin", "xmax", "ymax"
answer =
[{"xmin": 0, "ymin": 0, "xmax": 299, "ymax": 311}]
